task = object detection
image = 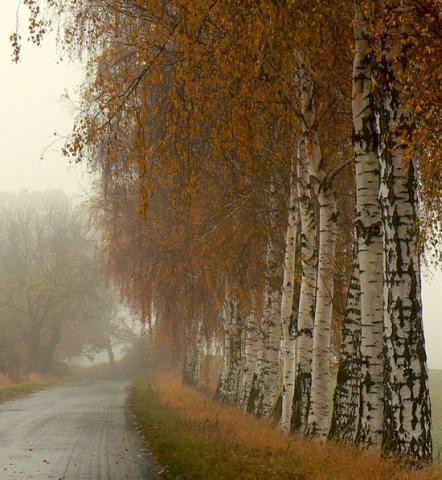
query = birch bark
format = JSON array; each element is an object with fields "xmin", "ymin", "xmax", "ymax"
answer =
[
  {"xmin": 183, "ymin": 317, "xmax": 204, "ymax": 386},
  {"xmin": 248, "ymin": 181, "xmax": 282, "ymax": 419},
  {"xmin": 259, "ymin": 287, "xmax": 282, "ymax": 418},
  {"xmin": 238, "ymin": 299, "xmax": 260, "ymax": 409},
  {"xmin": 247, "ymin": 310, "xmax": 266, "ymax": 414},
  {"xmin": 329, "ymin": 247, "xmax": 361, "ymax": 442},
  {"xmin": 280, "ymin": 157, "xmax": 299, "ymax": 434},
  {"xmin": 307, "ymin": 173, "xmax": 337, "ymax": 439},
  {"xmin": 291, "ymin": 74, "xmax": 337, "ymax": 440},
  {"xmin": 352, "ymin": 10, "xmax": 384, "ymax": 449},
  {"xmin": 379, "ymin": 151, "xmax": 432, "ymax": 462},
  {"xmin": 291, "ymin": 104, "xmax": 317, "ymax": 435},
  {"xmin": 215, "ymin": 295, "xmax": 242, "ymax": 404},
  {"xmin": 373, "ymin": 10, "xmax": 432, "ymax": 461},
  {"xmin": 247, "ymin": 293, "xmax": 281, "ymax": 418}
]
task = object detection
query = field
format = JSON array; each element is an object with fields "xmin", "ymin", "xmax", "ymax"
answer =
[{"xmin": 429, "ymin": 369, "xmax": 442, "ymax": 458}]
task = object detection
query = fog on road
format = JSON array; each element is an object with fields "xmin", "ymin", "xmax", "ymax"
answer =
[{"xmin": 0, "ymin": 381, "xmax": 159, "ymax": 479}]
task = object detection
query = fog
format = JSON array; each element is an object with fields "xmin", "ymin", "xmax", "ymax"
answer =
[{"xmin": 1, "ymin": 2, "xmax": 442, "ymax": 370}]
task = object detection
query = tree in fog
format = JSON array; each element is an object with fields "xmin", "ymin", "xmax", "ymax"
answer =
[
  {"xmin": 58, "ymin": 284, "xmax": 139, "ymax": 369},
  {"xmin": 0, "ymin": 191, "xmax": 124, "ymax": 374}
]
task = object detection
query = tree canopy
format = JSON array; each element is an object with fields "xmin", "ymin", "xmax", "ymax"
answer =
[{"xmin": 15, "ymin": 0, "xmax": 442, "ymax": 464}]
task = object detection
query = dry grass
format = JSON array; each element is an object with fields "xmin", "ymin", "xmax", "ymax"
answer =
[
  {"xmin": 132, "ymin": 373, "xmax": 442, "ymax": 480},
  {"xmin": 0, "ymin": 374, "xmax": 11, "ymax": 388},
  {"xmin": 0, "ymin": 373, "xmax": 67, "ymax": 403}
]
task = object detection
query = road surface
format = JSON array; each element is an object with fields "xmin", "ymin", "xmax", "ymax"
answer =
[{"xmin": 0, "ymin": 381, "xmax": 160, "ymax": 479}]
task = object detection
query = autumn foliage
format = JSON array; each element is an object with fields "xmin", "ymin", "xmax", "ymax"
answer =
[{"xmin": 17, "ymin": 0, "xmax": 442, "ymax": 466}]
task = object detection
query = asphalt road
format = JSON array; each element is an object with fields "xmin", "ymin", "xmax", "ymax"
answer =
[{"xmin": 0, "ymin": 381, "xmax": 160, "ymax": 479}]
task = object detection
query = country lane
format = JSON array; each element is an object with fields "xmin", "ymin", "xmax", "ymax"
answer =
[{"xmin": 0, "ymin": 381, "xmax": 160, "ymax": 479}]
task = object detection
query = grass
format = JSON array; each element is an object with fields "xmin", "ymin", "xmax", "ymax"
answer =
[
  {"xmin": 0, "ymin": 373, "xmax": 68, "ymax": 403},
  {"xmin": 130, "ymin": 373, "xmax": 442, "ymax": 480}
]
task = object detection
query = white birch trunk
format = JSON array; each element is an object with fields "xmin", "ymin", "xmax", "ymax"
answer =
[
  {"xmin": 247, "ymin": 304, "xmax": 267, "ymax": 414},
  {"xmin": 249, "ymin": 181, "xmax": 282, "ymax": 419},
  {"xmin": 215, "ymin": 302, "xmax": 231, "ymax": 397},
  {"xmin": 373, "ymin": 11, "xmax": 432, "ymax": 461},
  {"xmin": 329, "ymin": 246, "xmax": 361, "ymax": 442},
  {"xmin": 292, "ymin": 74, "xmax": 337, "ymax": 439},
  {"xmin": 183, "ymin": 317, "xmax": 204, "ymax": 386},
  {"xmin": 194, "ymin": 319, "xmax": 204, "ymax": 384},
  {"xmin": 292, "ymin": 140, "xmax": 317, "ymax": 434},
  {"xmin": 238, "ymin": 300, "xmax": 260, "ymax": 409},
  {"xmin": 259, "ymin": 288, "xmax": 282, "ymax": 418},
  {"xmin": 379, "ymin": 150, "xmax": 432, "ymax": 462},
  {"xmin": 307, "ymin": 178, "xmax": 337, "ymax": 439},
  {"xmin": 215, "ymin": 295, "xmax": 242, "ymax": 404},
  {"xmin": 280, "ymin": 157, "xmax": 299, "ymax": 434},
  {"xmin": 352, "ymin": 12, "xmax": 385, "ymax": 449}
]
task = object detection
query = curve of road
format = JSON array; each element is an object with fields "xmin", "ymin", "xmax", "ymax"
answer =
[{"xmin": 0, "ymin": 381, "xmax": 160, "ymax": 479}]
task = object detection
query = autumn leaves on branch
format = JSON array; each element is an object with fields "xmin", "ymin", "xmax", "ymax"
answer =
[{"xmin": 18, "ymin": 0, "xmax": 442, "ymax": 464}]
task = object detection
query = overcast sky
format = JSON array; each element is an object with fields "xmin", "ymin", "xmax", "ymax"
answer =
[
  {"xmin": 1, "ymin": 2, "xmax": 442, "ymax": 369},
  {"xmin": 0, "ymin": 2, "xmax": 89, "ymax": 199}
]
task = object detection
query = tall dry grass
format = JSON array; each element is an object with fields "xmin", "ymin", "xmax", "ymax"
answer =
[{"xmin": 132, "ymin": 372, "xmax": 441, "ymax": 480}]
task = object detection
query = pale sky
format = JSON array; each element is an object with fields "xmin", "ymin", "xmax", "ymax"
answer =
[
  {"xmin": 1, "ymin": 3, "xmax": 442, "ymax": 368},
  {"xmin": 0, "ymin": 2, "xmax": 89, "ymax": 199}
]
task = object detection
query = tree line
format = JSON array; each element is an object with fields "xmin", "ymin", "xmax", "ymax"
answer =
[{"xmin": 18, "ymin": 0, "xmax": 442, "ymax": 464}]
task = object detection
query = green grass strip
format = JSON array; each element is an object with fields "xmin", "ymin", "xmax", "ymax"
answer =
[{"xmin": 130, "ymin": 380, "xmax": 301, "ymax": 480}]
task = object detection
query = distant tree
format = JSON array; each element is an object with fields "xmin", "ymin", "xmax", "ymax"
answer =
[
  {"xmin": 0, "ymin": 191, "xmax": 125, "ymax": 374},
  {"xmin": 57, "ymin": 283, "xmax": 139, "ymax": 368}
]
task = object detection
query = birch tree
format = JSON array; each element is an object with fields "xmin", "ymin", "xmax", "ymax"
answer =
[
  {"xmin": 280, "ymin": 156, "xmax": 299, "ymax": 433},
  {"xmin": 307, "ymin": 179, "xmax": 337, "ymax": 438},
  {"xmin": 291, "ymin": 122, "xmax": 317, "ymax": 435},
  {"xmin": 301, "ymin": 75, "xmax": 338, "ymax": 439},
  {"xmin": 370, "ymin": 1, "xmax": 432, "ymax": 462},
  {"xmin": 248, "ymin": 180, "xmax": 283, "ymax": 418},
  {"xmin": 329, "ymin": 247, "xmax": 361, "ymax": 442},
  {"xmin": 215, "ymin": 294, "xmax": 242, "ymax": 405},
  {"xmin": 238, "ymin": 295, "xmax": 260, "ymax": 410},
  {"xmin": 352, "ymin": 6, "xmax": 385, "ymax": 448},
  {"xmin": 183, "ymin": 317, "xmax": 205, "ymax": 387},
  {"xmin": 20, "ymin": 0, "xmax": 437, "ymax": 463}
]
